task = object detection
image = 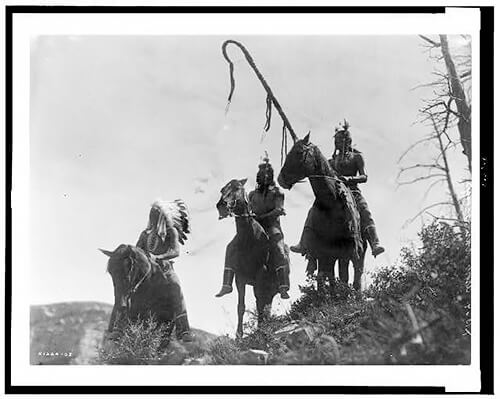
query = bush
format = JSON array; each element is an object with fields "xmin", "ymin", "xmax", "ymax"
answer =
[
  {"xmin": 366, "ymin": 221, "xmax": 471, "ymax": 364},
  {"xmin": 208, "ymin": 336, "xmax": 242, "ymax": 364},
  {"xmin": 369, "ymin": 221, "xmax": 471, "ymax": 331},
  {"xmin": 99, "ymin": 316, "xmax": 172, "ymax": 365}
]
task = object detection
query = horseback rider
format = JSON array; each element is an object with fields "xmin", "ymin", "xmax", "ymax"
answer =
[
  {"xmin": 291, "ymin": 120, "xmax": 385, "ymax": 258},
  {"xmin": 215, "ymin": 156, "xmax": 291, "ymax": 299},
  {"xmin": 136, "ymin": 201, "xmax": 194, "ymax": 342}
]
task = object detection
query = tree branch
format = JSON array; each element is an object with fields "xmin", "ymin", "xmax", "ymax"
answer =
[
  {"xmin": 419, "ymin": 35, "xmax": 441, "ymax": 47},
  {"xmin": 398, "ymin": 174, "xmax": 446, "ymax": 186}
]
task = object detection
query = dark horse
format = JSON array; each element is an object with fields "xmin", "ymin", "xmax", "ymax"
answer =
[
  {"xmin": 216, "ymin": 178, "xmax": 289, "ymax": 337},
  {"xmin": 277, "ymin": 133, "xmax": 367, "ymax": 291},
  {"xmin": 100, "ymin": 244, "xmax": 179, "ymax": 345}
]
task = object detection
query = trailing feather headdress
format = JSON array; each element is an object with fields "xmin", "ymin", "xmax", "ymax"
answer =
[{"xmin": 148, "ymin": 199, "xmax": 191, "ymax": 245}]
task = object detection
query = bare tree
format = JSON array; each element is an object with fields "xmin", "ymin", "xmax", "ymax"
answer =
[
  {"xmin": 397, "ymin": 35, "xmax": 472, "ymax": 233},
  {"xmin": 398, "ymin": 113, "xmax": 465, "ymax": 230},
  {"xmin": 417, "ymin": 34, "xmax": 472, "ymax": 172}
]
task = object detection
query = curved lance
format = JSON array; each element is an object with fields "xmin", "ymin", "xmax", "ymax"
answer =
[{"xmin": 222, "ymin": 39, "xmax": 298, "ymax": 144}]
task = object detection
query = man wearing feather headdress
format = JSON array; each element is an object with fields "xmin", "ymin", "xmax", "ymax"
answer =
[
  {"xmin": 136, "ymin": 199, "xmax": 194, "ymax": 342},
  {"xmin": 291, "ymin": 120, "xmax": 385, "ymax": 258},
  {"xmin": 215, "ymin": 156, "xmax": 291, "ymax": 299}
]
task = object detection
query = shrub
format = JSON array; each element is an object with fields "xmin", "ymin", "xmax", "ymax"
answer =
[
  {"xmin": 369, "ymin": 221, "xmax": 471, "ymax": 331},
  {"xmin": 99, "ymin": 315, "xmax": 172, "ymax": 365}
]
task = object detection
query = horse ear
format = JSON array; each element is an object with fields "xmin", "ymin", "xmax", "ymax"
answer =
[
  {"xmin": 239, "ymin": 178, "xmax": 248, "ymax": 186},
  {"xmin": 303, "ymin": 132, "xmax": 310, "ymax": 144},
  {"xmin": 99, "ymin": 248, "xmax": 114, "ymax": 257}
]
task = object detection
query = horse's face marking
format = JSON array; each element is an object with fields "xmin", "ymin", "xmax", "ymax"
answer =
[{"xmin": 216, "ymin": 179, "xmax": 247, "ymax": 219}]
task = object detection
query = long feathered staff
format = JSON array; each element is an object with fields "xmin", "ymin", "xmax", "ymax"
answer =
[
  {"xmin": 222, "ymin": 40, "xmax": 298, "ymax": 164},
  {"xmin": 221, "ymin": 40, "xmax": 363, "ymax": 258}
]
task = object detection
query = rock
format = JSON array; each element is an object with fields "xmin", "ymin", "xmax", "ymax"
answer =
[
  {"xmin": 159, "ymin": 340, "xmax": 189, "ymax": 365},
  {"xmin": 312, "ymin": 334, "xmax": 340, "ymax": 364},
  {"xmin": 274, "ymin": 323, "xmax": 301, "ymax": 336},
  {"xmin": 239, "ymin": 349, "xmax": 269, "ymax": 365},
  {"xmin": 275, "ymin": 322, "xmax": 323, "ymax": 349}
]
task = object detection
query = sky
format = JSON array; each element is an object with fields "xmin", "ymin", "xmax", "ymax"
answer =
[{"xmin": 29, "ymin": 35, "xmax": 471, "ymax": 335}]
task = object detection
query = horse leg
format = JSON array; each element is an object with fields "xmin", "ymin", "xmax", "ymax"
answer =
[
  {"xmin": 316, "ymin": 258, "xmax": 326, "ymax": 292},
  {"xmin": 339, "ymin": 258, "xmax": 349, "ymax": 285},
  {"xmin": 353, "ymin": 245, "xmax": 367, "ymax": 291},
  {"xmin": 236, "ymin": 279, "xmax": 246, "ymax": 338},
  {"xmin": 255, "ymin": 293, "xmax": 272, "ymax": 330},
  {"xmin": 317, "ymin": 256, "xmax": 333, "ymax": 294},
  {"xmin": 156, "ymin": 311, "xmax": 175, "ymax": 351}
]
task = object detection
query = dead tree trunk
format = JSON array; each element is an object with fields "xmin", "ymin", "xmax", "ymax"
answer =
[
  {"xmin": 431, "ymin": 116, "xmax": 465, "ymax": 226},
  {"xmin": 439, "ymin": 35, "xmax": 472, "ymax": 172}
]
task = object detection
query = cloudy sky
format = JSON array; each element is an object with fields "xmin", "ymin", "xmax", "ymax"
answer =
[{"xmin": 29, "ymin": 35, "xmax": 470, "ymax": 335}]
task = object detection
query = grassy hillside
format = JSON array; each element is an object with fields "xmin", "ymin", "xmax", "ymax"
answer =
[
  {"xmin": 208, "ymin": 221, "xmax": 471, "ymax": 365},
  {"xmin": 32, "ymin": 221, "xmax": 471, "ymax": 366}
]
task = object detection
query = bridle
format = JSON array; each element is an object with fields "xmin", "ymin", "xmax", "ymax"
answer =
[
  {"xmin": 123, "ymin": 249, "xmax": 151, "ymax": 310},
  {"xmin": 221, "ymin": 186, "xmax": 254, "ymax": 218},
  {"xmin": 280, "ymin": 142, "xmax": 317, "ymax": 187}
]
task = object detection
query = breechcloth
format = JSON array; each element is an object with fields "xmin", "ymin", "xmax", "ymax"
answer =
[
  {"xmin": 159, "ymin": 261, "xmax": 190, "ymax": 336},
  {"xmin": 267, "ymin": 231, "xmax": 288, "ymax": 272}
]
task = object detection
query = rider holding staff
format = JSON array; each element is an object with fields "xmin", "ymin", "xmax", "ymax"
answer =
[{"xmin": 291, "ymin": 120, "xmax": 385, "ymax": 258}]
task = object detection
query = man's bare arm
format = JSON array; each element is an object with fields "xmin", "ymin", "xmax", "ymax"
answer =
[
  {"xmin": 255, "ymin": 190, "xmax": 286, "ymax": 220},
  {"xmin": 158, "ymin": 227, "xmax": 180, "ymax": 260},
  {"xmin": 343, "ymin": 154, "xmax": 368, "ymax": 184}
]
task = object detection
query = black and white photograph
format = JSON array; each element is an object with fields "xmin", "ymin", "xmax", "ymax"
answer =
[{"xmin": 6, "ymin": 5, "xmax": 492, "ymax": 394}]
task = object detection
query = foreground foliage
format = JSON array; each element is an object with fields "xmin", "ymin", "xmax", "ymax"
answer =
[
  {"xmin": 99, "ymin": 221, "xmax": 471, "ymax": 365},
  {"xmin": 210, "ymin": 221, "xmax": 471, "ymax": 364}
]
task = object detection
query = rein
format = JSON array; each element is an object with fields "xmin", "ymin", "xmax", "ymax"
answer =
[{"xmin": 124, "ymin": 253, "xmax": 151, "ymax": 309}]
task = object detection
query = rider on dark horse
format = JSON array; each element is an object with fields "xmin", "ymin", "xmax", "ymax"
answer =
[
  {"xmin": 215, "ymin": 157, "xmax": 291, "ymax": 299},
  {"xmin": 291, "ymin": 120, "xmax": 385, "ymax": 258},
  {"xmin": 136, "ymin": 201, "xmax": 194, "ymax": 342}
]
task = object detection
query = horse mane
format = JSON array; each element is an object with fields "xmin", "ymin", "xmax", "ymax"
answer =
[
  {"xmin": 310, "ymin": 142, "xmax": 338, "ymax": 178},
  {"xmin": 151, "ymin": 199, "xmax": 191, "ymax": 245}
]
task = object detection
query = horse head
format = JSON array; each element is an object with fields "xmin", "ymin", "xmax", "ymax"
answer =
[
  {"xmin": 278, "ymin": 132, "xmax": 329, "ymax": 190},
  {"xmin": 216, "ymin": 178, "xmax": 250, "ymax": 219},
  {"xmin": 100, "ymin": 244, "xmax": 152, "ymax": 310}
]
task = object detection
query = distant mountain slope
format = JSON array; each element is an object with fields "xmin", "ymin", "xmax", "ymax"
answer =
[
  {"xmin": 30, "ymin": 301, "xmax": 218, "ymax": 365},
  {"xmin": 30, "ymin": 302, "xmax": 113, "ymax": 365}
]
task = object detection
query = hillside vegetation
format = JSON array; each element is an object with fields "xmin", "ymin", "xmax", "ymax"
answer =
[{"xmin": 98, "ymin": 221, "xmax": 470, "ymax": 365}]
